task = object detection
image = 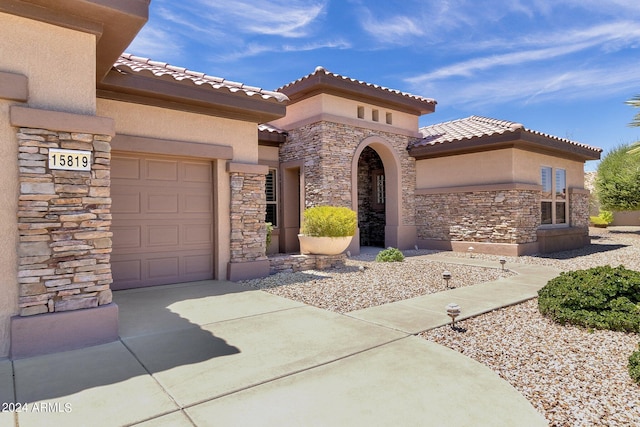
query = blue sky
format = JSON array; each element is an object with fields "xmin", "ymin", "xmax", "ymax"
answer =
[{"xmin": 127, "ymin": 0, "xmax": 640, "ymax": 171}]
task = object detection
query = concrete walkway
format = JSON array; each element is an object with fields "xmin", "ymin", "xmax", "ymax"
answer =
[{"xmin": 0, "ymin": 257, "xmax": 556, "ymax": 427}]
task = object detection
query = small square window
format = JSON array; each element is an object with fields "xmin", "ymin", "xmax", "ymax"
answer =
[
  {"xmin": 372, "ymin": 109, "xmax": 379, "ymax": 122},
  {"xmin": 386, "ymin": 112, "xmax": 392, "ymax": 125},
  {"xmin": 357, "ymin": 106, "xmax": 365, "ymax": 119}
]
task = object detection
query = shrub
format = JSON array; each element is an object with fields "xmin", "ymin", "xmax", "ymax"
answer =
[
  {"xmin": 375, "ymin": 247, "xmax": 405, "ymax": 262},
  {"xmin": 538, "ymin": 265, "xmax": 640, "ymax": 333},
  {"xmin": 265, "ymin": 222, "xmax": 273, "ymax": 247},
  {"xmin": 301, "ymin": 206, "xmax": 357, "ymax": 237},
  {"xmin": 629, "ymin": 344, "xmax": 640, "ymax": 384},
  {"xmin": 599, "ymin": 210, "xmax": 614, "ymax": 224},
  {"xmin": 589, "ymin": 216, "xmax": 609, "ymax": 226}
]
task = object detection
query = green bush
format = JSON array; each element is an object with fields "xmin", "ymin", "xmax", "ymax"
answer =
[
  {"xmin": 301, "ymin": 206, "xmax": 357, "ymax": 237},
  {"xmin": 265, "ymin": 222, "xmax": 273, "ymax": 247},
  {"xmin": 375, "ymin": 247, "xmax": 405, "ymax": 262},
  {"xmin": 538, "ymin": 265, "xmax": 640, "ymax": 333},
  {"xmin": 599, "ymin": 210, "xmax": 614, "ymax": 224},
  {"xmin": 590, "ymin": 216, "xmax": 608, "ymax": 226},
  {"xmin": 629, "ymin": 344, "xmax": 640, "ymax": 384}
]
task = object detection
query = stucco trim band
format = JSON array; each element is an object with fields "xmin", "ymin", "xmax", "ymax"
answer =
[
  {"xmin": 10, "ymin": 303, "xmax": 118, "ymax": 359},
  {"xmin": 111, "ymin": 134, "xmax": 233, "ymax": 159},
  {"xmin": 418, "ymin": 239, "xmax": 539, "ymax": 257},
  {"xmin": 0, "ymin": 71, "xmax": 28, "ymax": 101},
  {"xmin": 279, "ymin": 112, "xmax": 422, "ymax": 138},
  {"xmin": 226, "ymin": 162, "xmax": 269, "ymax": 175},
  {"xmin": 10, "ymin": 106, "xmax": 115, "ymax": 136},
  {"xmin": 416, "ymin": 182, "xmax": 541, "ymax": 195}
]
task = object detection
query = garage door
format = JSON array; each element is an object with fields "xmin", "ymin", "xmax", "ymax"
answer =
[{"xmin": 111, "ymin": 153, "xmax": 214, "ymax": 290}]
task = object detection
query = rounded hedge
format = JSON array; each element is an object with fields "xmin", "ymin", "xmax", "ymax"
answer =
[
  {"xmin": 537, "ymin": 265, "xmax": 640, "ymax": 333},
  {"xmin": 630, "ymin": 344, "xmax": 640, "ymax": 384},
  {"xmin": 375, "ymin": 247, "xmax": 405, "ymax": 262}
]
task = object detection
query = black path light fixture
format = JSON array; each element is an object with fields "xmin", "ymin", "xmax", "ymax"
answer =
[
  {"xmin": 442, "ymin": 270, "xmax": 452, "ymax": 288},
  {"xmin": 499, "ymin": 257, "xmax": 507, "ymax": 271}
]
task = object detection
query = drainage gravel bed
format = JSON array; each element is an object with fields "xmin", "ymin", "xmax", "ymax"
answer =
[{"xmin": 244, "ymin": 227, "xmax": 640, "ymax": 427}]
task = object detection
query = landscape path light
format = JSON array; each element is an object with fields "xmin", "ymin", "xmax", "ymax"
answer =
[
  {"xmin": 442, "ymin": 270, "xmax": 452, "ymax": 288},
  {"xmin": 499, "ymin": 257, "xmax": 506, "ymax": 271},
  {"xmin": 446, "ymin": 303, "xmax": 461, "ymax": 329},
  {"xmin": 467, "ymin": 246, "xmax": 474, "ymax": 258}
]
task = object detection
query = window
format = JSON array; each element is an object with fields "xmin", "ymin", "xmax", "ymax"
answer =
[
  {"xmin": 386, "ymin": 112, "xmax": 393, "ymax": 125},
  {"xmin": 357, "ymin": 106, "xmax": 365, "ymax": 119},
  {"xmin": 540, "ymin": 166, "xmax": 567, "ymax": 225},
  {"xmin": 372, "ymin": 170, "xmax": 385, "ymax": 210},
  {"xmin": 372, "ymin": 109, "xmax": 379, "ymax": 122},
  {"xmin": 265, "ymin": 168, "xmax": 277, "ymax": 227}
]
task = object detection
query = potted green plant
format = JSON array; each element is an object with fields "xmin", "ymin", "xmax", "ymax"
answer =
[{"xmin": 298, "ymin": 206, "xmax": 357, "ymax": 255}]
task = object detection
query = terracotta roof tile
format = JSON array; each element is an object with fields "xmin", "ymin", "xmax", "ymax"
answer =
[
  {"xmin": 258, "ymin": 123, "xmax": 287, "ymax": 134},
  {"xmin": 115, "ymin": 54, "xmax": 289, "ymax": 103},
  {"xmin": 414, "ymin": 115, "xmax": 602, "ymax": 154},
  {"xmin": 278, "ymin": 66, "xmax": 436, "ymax": 107}
]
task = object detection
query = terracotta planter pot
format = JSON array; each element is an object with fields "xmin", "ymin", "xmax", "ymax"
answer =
[{"xmin": 298, "ymin": 234, "xmax": 353, "ymax": 255}]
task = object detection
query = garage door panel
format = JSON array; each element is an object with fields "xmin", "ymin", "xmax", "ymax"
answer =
[
  {"xmin": 183, "ymin": 194, "xmax": 212, "ymax": 213},
  {"xmin": 184, "ymin": 162, "xmax": 212, "ymax": 183},
  {"xmin": 146, "ymin": 159, "xmax": 178, "ymax": 181},
  {"xmin": 147, "ymin": 193, "xmax": 179, "ymax": 213},
  {"xmin": 112, "ymin": 153, "xmax": 214, "ymax": 289},
  {"xmin": 112, "ymin": 226, "xmax": 142, "ymax": 249},
  {"xmin": 147, "ymin": 225, "xmax": 179, "ymax": 247},
  {"xmin": 184, "ymin": 223, "xmax": 213, "ymax": 245},
  {"xmin": 112, "ymin": 157, "xmax": 140, "ymax": 179}
]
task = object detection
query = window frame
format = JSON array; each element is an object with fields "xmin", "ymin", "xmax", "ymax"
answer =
[
  {"xmin": 540, "ymin": 166, "xmax": 568, "ymax": 227},
  {"xmin": 265, "ymin": 168, "xmax": 278, "ymax": 228}
]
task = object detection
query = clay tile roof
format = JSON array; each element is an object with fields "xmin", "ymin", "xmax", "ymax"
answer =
[
  {"xmin": 115, "ymin": 53, "xmax": 289, "ymax": 103},
  {"xmin": 277, "ymin": 66, "xmax": 436, "ymax": 114},
  {"xmin": 258, "ymin": 123, "xmax": 287, "ymax": 134},
  {"xmin": 413, "ymin": 115, "xmax": 602, "ymax": 156}
]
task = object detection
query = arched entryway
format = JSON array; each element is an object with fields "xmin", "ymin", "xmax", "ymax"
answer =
[
  {"xmin": 350, "ymin": 136, "xmax": 405, "ymax": 255},
  {"xmin": 357, "ymin": 147, "xmax": 386, "ymax": 247}
]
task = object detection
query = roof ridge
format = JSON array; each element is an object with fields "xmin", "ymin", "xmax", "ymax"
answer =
[{"xmin": 277, "ymin": 66, "xmax": 436, "ymax": 105}]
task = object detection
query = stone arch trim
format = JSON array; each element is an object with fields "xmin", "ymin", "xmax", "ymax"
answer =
[{"xmin": 351, "ymin": 136, "xmax": 403, "ymax": 240}]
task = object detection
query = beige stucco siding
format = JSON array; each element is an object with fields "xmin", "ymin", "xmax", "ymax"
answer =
[
  {"xmin": 416, "ymin": 149, "xmax": 515, "ymax": 189},
  {"xmin": 0, "ymin": 101, "xmax": 19, "ymax": 357},
  {"xmin": 271, "ymin": 93, "xmax": 419, "ymax": 134},
  {"xmin": 512, "ymin": 149, "xmax": 585, "ymax": 188},
  {"xmin": 258, "ymin": 145, "xmax": 279, "ymax": 163},
  {"xmin": 0, "ymin": 12, "xmax": 96, "ymax": 115},
  {"xmin": 97, "ymin": 99, "xmax": 259, "ymax": 163}
]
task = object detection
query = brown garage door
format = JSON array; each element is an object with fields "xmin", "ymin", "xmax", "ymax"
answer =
[{"xmin": 111, "ymin": 153, "xmax": 214, "ymax": 290}]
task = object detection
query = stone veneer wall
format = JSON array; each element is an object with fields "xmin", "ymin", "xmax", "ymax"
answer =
[
  {"xmin": 229, "ymin": 172, "xmax": 268, "ymax": 262},
  {"xmin": 280, "ymin": 121, "xmax": 416, "ymax": 226},
  {"xmin": 569, "ymin": 189, "xmax": 590, "ymax": 230},
  {"xmin": 268, "ymin": 253, "xmax": 346, "ymax": 274},
  {"xmin": 416, "ymin": 189, "xmax": 540, "ymax": 244},
  {"xmin": 17, "ymin": 128, "xmax": 113, "ymax": 316}
]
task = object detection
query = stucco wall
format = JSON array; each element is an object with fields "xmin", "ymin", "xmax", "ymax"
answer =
[
  {"xmin": 97, "ymin": 99, "xmax": 259, "ymax": 163},
  {"xmin": 416, "ymin": 147, "xmax": 586, "ymax": 190},
  {"xmin": 416, "ymin": 149, "xmax": 515, "ymax": 188},
  {"xmin": 0, "ymin": 100, "xmax": 19, "ymax": 357},
  {"xmin": 271, "ymin": 93, "xmax": 420, "ymax": 135},
  {"xmin": 0, "ymin": 13, "xmax": 96, "ymax": 115},
  {"xmin": 0, "ymin": 13, "xmax": 98, "ymax": 357}
]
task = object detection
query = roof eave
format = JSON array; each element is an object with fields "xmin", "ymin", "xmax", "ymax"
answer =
[
  {"xmin": 280, "ymin": 74, "xmax": 436, "ymax": 116},
  {"xmin": 1, "ymin": 0, "xmax": 150, "ymax": 81},
  {"xmin": 409, "ymin": 130, "xmax": 602, "ymax": 161},
  {"xmin": 97, "ymin": 69, "xmax": 287, "ymax": 123}
]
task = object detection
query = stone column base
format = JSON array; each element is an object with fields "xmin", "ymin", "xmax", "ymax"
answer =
[
  {"xmin": 227, "ymin": 260, "xmax": 270, "ymax": 281},
  {"xmin": 10, "ymin": 303, "xmax": 118, "ymax": 359}
]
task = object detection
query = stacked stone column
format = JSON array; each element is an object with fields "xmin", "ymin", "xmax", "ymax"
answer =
[
  {"xmin": 229, "ymin": 171, "xmax": 267, "ymax": 262},
  {"xmin": 17, "ymin": 128, "xmax": 112, "ymax": 316}
]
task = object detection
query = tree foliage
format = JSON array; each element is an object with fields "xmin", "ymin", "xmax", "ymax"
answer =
[
  {"xmin": 627, "ymin": 95, "xmax": 640, "ymax": 154},
  {"xmin": 596, "ymin": 144, "xmax": 640, "ymax": 211}
]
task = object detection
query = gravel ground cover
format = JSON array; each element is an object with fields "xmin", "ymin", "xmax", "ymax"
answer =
[
  {"xmin": 244, "ymin": 226, "xmax": 640, "ymax": 426},
  {"xmin": 422, "ymin": 227, "xmax": 640, "ymax": 427},
  {"xmin": 242, "ymin": 256, "xmax": 514, "ymax": 314}
]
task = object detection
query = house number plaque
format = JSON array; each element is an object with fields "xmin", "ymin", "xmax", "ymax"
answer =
[{"xmin": 48, "ymin": 148, "xmax": 92, "ymax": 171}]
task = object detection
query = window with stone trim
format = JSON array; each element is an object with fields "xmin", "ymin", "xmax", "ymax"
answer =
[
  {"xmin": 541, "ymin": 166, "xmax": 567, "ymax": 225},
  {"xmin": 265, "ymin": 168, "xmax": 277, "ymax": 227}
]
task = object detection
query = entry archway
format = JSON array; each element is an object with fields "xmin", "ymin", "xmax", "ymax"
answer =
[{"xmin": 350, "ymin": 136, "xmax": 403, "ymax": 254}]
